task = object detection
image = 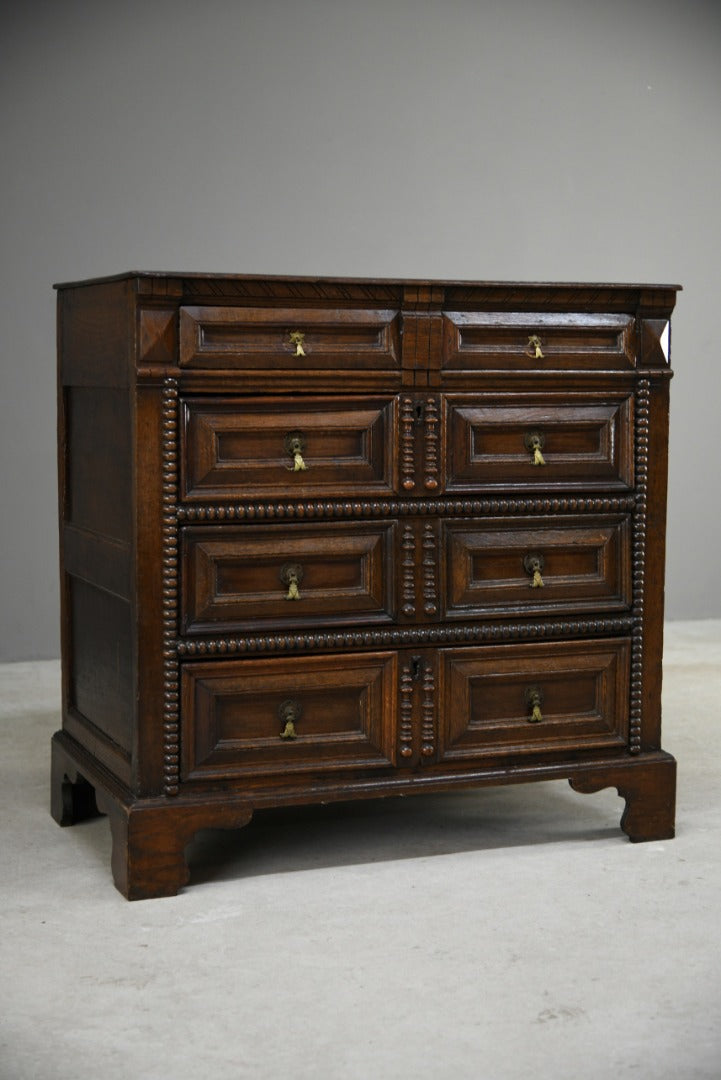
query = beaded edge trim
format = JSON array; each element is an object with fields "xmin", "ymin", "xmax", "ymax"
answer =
[
  {"xmin": 177, "ymin": 495, "xmax": 636, "ymax": 521},
  {"xmin": 161, "ymin": 380, "xmax": 652, "ymax": 792},
  {"xmin": 629, "ymin": 377, "xmax": 650, "ymax": 753},
  {"xmin": 161, "ymin": 379, "xmax": 181, "ymax": 795}
]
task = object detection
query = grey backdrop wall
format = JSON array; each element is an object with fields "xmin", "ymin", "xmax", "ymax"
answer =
[{"xmin": 2, "ymin": 0, "xmax": 720, "ymax": 660}]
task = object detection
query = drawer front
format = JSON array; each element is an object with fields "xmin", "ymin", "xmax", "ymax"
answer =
[
  {"xmin": 442, "ymin": 311, "xmax": 635, "ymax": 372},
  {"xmin": 444, "ymin": 394, "xmax": 634, "ymax": 491},
  {"xmin": 181, "ymin": 652, "xmax": 397, "ymax": 779},
  {"xmin": 179, "ymin": 306, "xmax": 401, "ymax": 371},
  {"xmin": 438, "ymin": 638, "xmax": 630, "ymax": 762},
  {"xmin": 181, "ymin": 522, "xmax": 396, "ymax": 633},
  {"xmin": 443, "ymin": 515, "xmax": 631, "ymax": 619},
  {"xmin": 181, "ymin": 396, "xmax": 396, "ymax": 500}
]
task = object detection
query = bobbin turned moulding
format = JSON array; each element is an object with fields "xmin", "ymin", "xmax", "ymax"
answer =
[{"xmin": 51, "ymin": 273, "xmax": 679, "ymax": 898}]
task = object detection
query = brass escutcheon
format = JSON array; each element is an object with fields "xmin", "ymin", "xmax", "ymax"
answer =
[
  {"xmin": 526, "ymin": 335, "xmax": 544, "ymax": 359},
  {"xmin": 289, "ymin": 330, "xmax": 306, "ymax": 357},
  {"xmin": 524, "ymin": 686, "xmax": 544, "ymax": 723},
  {"xmin": 280, "ymin": 562, "xmax": 304, "ymax": 601},
  {"xmin": 524, "ymin": 431, "xmax": 546, "ymax": 466},
  {"xmin": 279, "ymin": 698, "xmax": 302, "ymax": 739},
  {"xmin": 523, "ymin": 552, "xmax": 545, "ymax": 588},
  {"xmin": 284, "ymin": 431, "xmax": 308, "ymax": 472}
]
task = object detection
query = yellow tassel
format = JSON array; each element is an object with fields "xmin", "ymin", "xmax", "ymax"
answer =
[
  {"xmin": 531, "ymin": 704, "xmax": 543, "ymax": 723},
  {"xmin": 289, "ymin": 331, "xmax": 306, "ymax": 357},
  {"xmin": 532, "ymin": 568, "xmax": 544, "ymax": 588},
  {"xmin": 280, "ymin": 720, "xmax": 297, "ymax": 739},
  {"xmin": 533, "ymin": 445, "xmax": 546, "ymax": 466},
  {"xmin": 527, "ymin": 335, "xmax": 544, "ymax": 359},
  {"xmin": 292, "ymin": 451, "xmax": 307, "ymax": 472}
]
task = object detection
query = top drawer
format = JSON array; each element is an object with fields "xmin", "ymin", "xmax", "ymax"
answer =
[
  {"xmin": 442, "ymin": 312, "xmax": 635, "ymax": 372},
  {"xmin": 179, "ymin": 306, "xmax": 401, "ymax": 372}
]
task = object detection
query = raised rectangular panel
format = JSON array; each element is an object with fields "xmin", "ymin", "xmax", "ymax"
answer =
[
  {"xmin": 181, "ymin": 652, "xmax": 398, "ymax": 779},
  {"xmin": 181, "ymin": 522, "xmax": 396, "ymax": 633},
  {"xmin": 180, "ymin": 306, "xmax": 401, "ymax": 370},
  {"xmin": 444, "ymin": 394, "xmax": 634, "ymax": 491},
  {"xmin": 181, "ymin": 396, "xmax": 396, "ymax": 499},
  {"xmin": 443, "ymin": 515, "xmax": 631, "ymax": 618},
  {"xmin": 442, "ymin": 311, "xmax": 635, "ymax": 372},
  {"xmin": 438, "ymin": 638, "xmax": 630, "ymax": 762}
]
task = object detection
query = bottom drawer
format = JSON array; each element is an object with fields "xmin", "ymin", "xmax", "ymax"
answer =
[
  {"xmin": 438, "ymin": 638, "xmax": 630, "ymax": 762},
  {"xmin": 181, "ymin": 651, "xmax": 397, "ymax": 780}
]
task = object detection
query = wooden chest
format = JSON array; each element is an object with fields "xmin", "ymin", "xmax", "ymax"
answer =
[{"xmin": 51, "ymin": 273, "xmax": 679, "ymax": 899}]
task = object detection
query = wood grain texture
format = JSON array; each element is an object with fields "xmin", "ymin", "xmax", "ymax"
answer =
[
  {"xmin": 58, "ymin": 279, "xmax": 132, "ymax": 387},
  {"xmin": 570, "ymin": 752, "xmax": 675, "ymax": 841},
  {"xmin": 181, "ymin": 521, "xmax": 396, "ymax": 632},
  {"xmin": 180, "ymin": 305, "xmax": 401, "ymax": 371},
  {"xmin": 438, "ymin": 638, "xmax": 630, "ymax": 763},
  {"xmin": 443, "ymin": 514, "xmax": 631, "ymax": 619},
  {"xmin": 52, "ymin": 273, "xmax": 679, "ymax": 897},
  {"xmin": 181, "ymin": 651, "xmax": 398, "ymax": 780},
  {"xmin": 181, "ymin": 395, "xmax": 396, "ymax": 500},
  {"xmin": 442, "ymin": 311, "xmax": 635, "ymax": 372},
  {"xmin": 444, "ymin": 392, "xmax": 634, "ymax": 492}
]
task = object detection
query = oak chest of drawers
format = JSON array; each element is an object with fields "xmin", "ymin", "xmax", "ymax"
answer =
[{"xmin": 51, "ymin": 273, "xmax": 679, "ymax": 898}]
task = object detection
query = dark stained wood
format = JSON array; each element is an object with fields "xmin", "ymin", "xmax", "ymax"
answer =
[
  {"xmin": 181, "ymin": 651, "xmax": 398, "ymax": 781},
  {"xmin": 637, "ymin": 374, "xmax": 672, "ymax": 751},
  {"xmin": 570, "ymin": 752, "xmax": 676, "ymax": 841},
  {"xmin": 139, "ymin": 305, "xmax": 177, "ymax": 367},
  {"xmin": 444, "ymin": 392, "xmax": 634, "ymax": 492},
  {"xmin": 181, "ymin": 521, "xmax": 396, "ymax": 633},
  {"xmin": 639, "ymin": 318, "xmax": 672, "ymax": 369},
  {"xmin": 63, "ymin": 525, "xmax": 131, "ymax": 601},
  {"xmin": 51, "ymin": 732, "xmax": 100, "ymax": 826},
  {"xmin": 97, "ymin": 792, "xmax": 254, "ymax": 901},
  {"xmin": 58, "ymin": 279, "xmax": 132, "ymax": 388},
  {"xmin": 443, "ymin": 514, "xmax": 631, "ymax": 619},
  {"xmin": 437, "ymin": 638, "xmax": 630, "ymax": 763},
  {"xmin": 401, "ymin": 285, "xmax": 445, "ymax": 389},
  {"xmin": 52, "ymin": 273, "xmax": 679, "ymax": 898},
  {"xmin": 54, "ymin": 272, "xmax": 680, "ymax": 312},
  {"xmin": 68, "ymin": 578, "xmax": 133, "ymax": 755},
  {"xmin": 65, "ymin": 387, "xmax": 132, "ymax": 541},
  {"xmin": 133, "ymin": 382, "xmax": 171, "ymax": 795},
  {"xmin": 179, "ymin": 305, "xmax": 401, "ymax": 372},
  {"xmin": 442, "ymin": 311, "xmax": 635, "ymax": 372},
  {"xmin": 181, "ymin": 395, "xmax": 397, "ymax": 500}
]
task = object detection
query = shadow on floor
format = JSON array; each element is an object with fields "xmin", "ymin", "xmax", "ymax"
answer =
[
  {"xmin": 49, "ymin": 776, "xmax": 625, "ymax": 892},
  {"xmin": 184, "ymin": 781, "xmax": 624, "ymax": 886}
]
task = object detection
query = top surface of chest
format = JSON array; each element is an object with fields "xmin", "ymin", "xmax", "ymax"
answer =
[{"xmin": 56, "ymin": 274, "xmax": 679, "ymax": 392}]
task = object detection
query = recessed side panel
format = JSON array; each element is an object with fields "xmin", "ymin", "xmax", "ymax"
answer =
[
  {"xmin": 65, "ymin": 577, "xmax": 133, "ymax": 776},
  {"xmin": 65, "ymin": 387, "xmax": 132, "ymax": 542}
]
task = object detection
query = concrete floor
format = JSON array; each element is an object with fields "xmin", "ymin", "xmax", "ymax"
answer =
[{"xmin": 1, "ymin": 620, "xmax": 720, "ymax": 1079}]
